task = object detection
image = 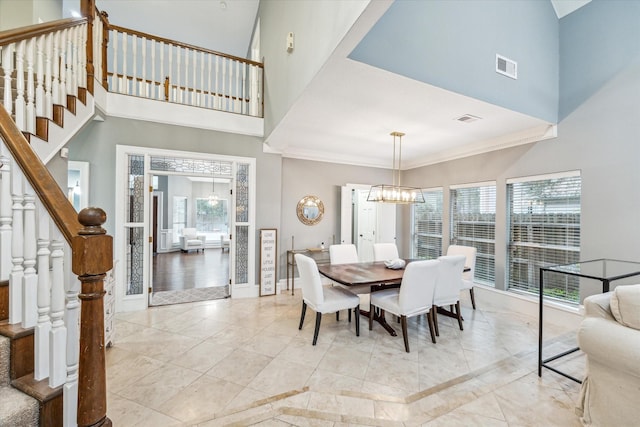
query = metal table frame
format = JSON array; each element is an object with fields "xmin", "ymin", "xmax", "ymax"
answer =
[{"xmin": 538, "ymin": 258, "xmax": 640, "ymax": 383}]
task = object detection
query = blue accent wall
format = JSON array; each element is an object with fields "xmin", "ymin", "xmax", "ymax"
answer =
[
  {"xmin": 349, "ymin": 0, "xmax": 559, "ymax": 123},
  {"xmin": 559, "ymin": 0, "xmax": 640, "ymax": 120}
]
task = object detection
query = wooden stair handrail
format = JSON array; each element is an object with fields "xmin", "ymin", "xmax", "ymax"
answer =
[
  {"xmin": 0, "ymin": 107, "xmax": 81, "ymax": 242},
  {"xmin": 0, "ymin": 17, "xmax": 87, "ymax": 46}
]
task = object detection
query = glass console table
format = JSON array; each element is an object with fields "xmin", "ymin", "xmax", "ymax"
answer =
[
  {"xmin": 286, "ymin": 248, "xmax": 330, "ymax": 295},
  {"xmin": 538, "ymin": 259, "xmax": 640, "ymax": 383}
]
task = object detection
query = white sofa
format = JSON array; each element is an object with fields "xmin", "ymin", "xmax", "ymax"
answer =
[
  {"xmin": 180, "ymin": 228, "xmax": 206, "ymax": 253},
  {"xmin": 576, "ymin": 286, "xmax": 640, "ymax": 426}
]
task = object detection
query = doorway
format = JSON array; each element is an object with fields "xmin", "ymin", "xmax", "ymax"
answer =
[{"xmin": 148, "ymin": 174, "xmax": 232, "ymax": 306}]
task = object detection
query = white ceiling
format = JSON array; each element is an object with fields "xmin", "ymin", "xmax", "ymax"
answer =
[{"xmin": 85, "ymin": 0, "xmax": 590, "ymax": 170}]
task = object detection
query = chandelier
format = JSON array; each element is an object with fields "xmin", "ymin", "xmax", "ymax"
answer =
[
  {"xmin": 208, "ymin": 162, "xmax": 219, "ymax": 206},
  {"xmin": 367, "ymin": 131, "xmax": 425, "ymax": 204}
]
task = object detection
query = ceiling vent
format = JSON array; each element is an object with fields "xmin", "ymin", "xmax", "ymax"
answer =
[
  {"xmin": 496, "ymin": 54, "xmax": 517, "ymax": 79},
  {"xmin": 455, "ymin": 114, "xmax": 481, "ymax": 123}
]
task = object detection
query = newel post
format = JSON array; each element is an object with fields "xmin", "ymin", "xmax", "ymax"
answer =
[{"xmin": 72, "ymin": 207, "xmax": 113, "ymax": 427}]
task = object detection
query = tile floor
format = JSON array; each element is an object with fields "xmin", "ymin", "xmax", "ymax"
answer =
[{"xmin": 106, "ymin": 290, "xmax": 586, "ymax": 426}]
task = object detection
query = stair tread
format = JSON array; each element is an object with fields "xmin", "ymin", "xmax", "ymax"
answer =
[
  {"xmin": 0, "ymin": 385, "xmax": 39, "ymax": 426},
  {"xmin": 0, "ymin": 320, "xmax": 34, "ymax": 339},
  {"xmin": 12, "ymin": 373, "xmax": 63, "ymax": 403}
]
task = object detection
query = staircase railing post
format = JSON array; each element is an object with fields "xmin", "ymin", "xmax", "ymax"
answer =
[
  {"xmin": 81, "ymin": 0, "xmax": 95, "ymax": 94},
  {"xmin": 72, "ymin": 207, "xmax": 112, "ymax": 427}
]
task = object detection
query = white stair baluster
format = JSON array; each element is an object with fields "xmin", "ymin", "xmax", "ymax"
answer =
[
  {"xmin": 0, "ymin": 152, "xmax": 12, "ymax": 281},
  {"xmin": 15, "ymin": 40, "xmax": 26, "ymax": 131},
  {"xmin": 168, "ymin": 43, "xmax": 173, "ymax": 101},
  {"xmin": 9, "ymin": 168, "xmax": 24, "ymax": 325},
  {"xmin": 49, "ymin": 239, "xmax": 67, "ymax": 388},
  {"xmin": 131, "ymin": 34, "xmax": 137, "ymax": 96},
  {"xmin": 176, "ymin": 46, "xmax": 182, "ymax": 103},
  {"xmin": 79, "ymin": 23, "xmax": 87, "ymax": 89},
  {"xmin": 63, "ymin": 243, "xmax": 80, "ymax": 427},
  {"xmin": 159, "ymin": 41, "xmax": 164, "ymax": 100},
  {"xmin": 22, "ymin": 188, "xmax": 37, "ymax": 329},
  {"xmin": 215, "ymin": 55, "xmax": 220, "ymax": 110},
  {"xmin": 121, "ymin": 32, "xmax": 128, "ymax": 94},
  {"xmin": 111, "ymin": 29, "xmax": 119, "ymax": 92},
  {"xmin": 191, "ymin": 49, "xmax": 196, "ymax": 105},
  {"xmin": 241, "ymin": 62, "xmax": 246, "ymax": 114},
  {"xmin": 2, "ymin": 43, "xmax": 14, "ymax": 116},
  {"xmin": 25, "ymin": 37, "xmax": 36, "ymax": 134},
  {"xmin": 36, "ymin": 35, "xmax": 45, "ymax": 118},
  {"xmin": 44, "ymin": 33, "xmax": 53, "ymax": 119},
  {"xmin": 52, "ymin": 31, "xmax": 61, "ymax": 107},
  {"xmin": 34, "ymin": 203, "xmax": 51, "ymax": 381},
  {"xmin": 68, "ymin": 27, "xmax": 76, "ymax": 97},
  {"xmin": 59, "ymin": 29, "xmax": 68, "ymax": 108},
  {"xmin": 207, "ymin": 53, "xmax": 212, "ymax": 109},
  {"xmin": 199, "ymin": 51, "xmax": 204, "ymax": 107},
  {"xmin": 142, "ymin": 36, "xmax": 147, "ymax": 97}
]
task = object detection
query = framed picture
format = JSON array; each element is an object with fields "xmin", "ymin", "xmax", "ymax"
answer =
[{"xmin": 259, "ymin": 228, "xmax": 278, "ymax": 296}]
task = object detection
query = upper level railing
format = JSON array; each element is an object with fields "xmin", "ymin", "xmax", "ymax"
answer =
[{"xmin": 94, "ymin": 8, "xmax": 264, "ymax": 117}]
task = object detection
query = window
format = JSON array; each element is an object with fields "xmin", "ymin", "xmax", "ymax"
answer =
[
  {"xmin": 196, "ymin": 198, "xmax": 229, "ymax": 234},
  {"xmin": 507, "ymin": 172, "xmax": 581, "ymax": 303},
  {"xmin": 412, "ymin": 188, "xmax": 443, "ymax": 260},
  {"xmin": 450, "ymin": 183, "xmax": 496, "ymax": 286}
]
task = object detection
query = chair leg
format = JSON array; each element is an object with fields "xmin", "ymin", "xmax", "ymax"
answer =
[
  {"xmin": 348, "ymin": 308, "xmax": 352, "ymax": 323},
  {"xmin": 313, "ymin": 312, "xmax": 322, "ymax": 345},
  {"xmin": 401, "ymin": 315, "xmax": 410, "ymax": 352},
  {"xmin": 369, "ymin": 304, "xmax": 374, "ymax": 330},
  {"xmin": 355, "ymin": 307, "xmax": 360, "ymax": 336},
  {"xmin": 456, "ymin": 301, "xmax": 464, "ymax": 331},
  {"xmin": 336, "ymin": 311, "xmax": 340, "ymax": 322},
  {"xmin": 432, "ymin": 305, "xmax": 439, "ymax": 336},
  {"xmin": 470, "ymin": 288, "xmax": 476, "ymax": 310},
  {"xmin": 298, "ymin": 301, "xmax": 307, "ymax": 330},
  {"xmin": 427, "ymin": 310, "xmax": 437, "ymax": 343}
]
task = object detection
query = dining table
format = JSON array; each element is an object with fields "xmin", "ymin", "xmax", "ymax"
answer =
[
  {"xmin": 317, "ymin": 260, "xmax": 408, "ymax": 336},
  {"xmin": 317, "ymin": 259, "xmax": 469, "ymax": 336}
]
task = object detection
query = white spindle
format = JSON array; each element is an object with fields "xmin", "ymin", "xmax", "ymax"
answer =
[
  {"xmin": 15, "ymin": 40, "xmax": 26, "ymax": 131},
  {"xmin": 207, "ymin": 53, "xmax": 212, "ymax": 109},
  {"xmin": 142, "ymin": 37, "xmax": 147, "ymax": 97},
  {"xmin": 122, "ymin": 32, "xmax": 128, "ymax": 94},
  {"xmin": 59, "ymin": 29, "xmax": 68, "ymax": 107},
  {"xmin": 132, "ymin": 34, "xmax": 137, "ymax": 96},
  {"xmin": 63, "ymin": 247, "xmax": 80, "ymax": 427},
  {"xmin": 221, "ymin": 57, "xmax": 227, "ymax": 112},
  {"xmin": 25, "ymin": 38, "xmax": 36, "ymax": 134},
  {"xmin": 215, "ymin": 55, "xmax": 220, "ymax": 110},
  {"xmin": 176, "ymin": 46, "xmax": 182, "ymax": 103},
  {"xmin": 49, "ymin": 239, "xmax": 66, "ymax": 388},
  {"xmin": 22, "ymin": 190, "xmax": 37, "ymax": 329},
  {"xmin": 241, "ymin": 62, "xmax": 247, "ymax": 115},
  {"xmin": 192, "ymin": 49, "xmax": 197, "ymax": 105},
  {"xmin": 68, "ymin": 27, "xmax": 77, "ymax": 97},
  {"xmin": 0, "ymin": 152, "xmax": 12, "ymax": 281},
  {"xmin": 111, "ymin": 29, "xmax": 119, "ymax": 92},
  {"xmin": 44, "ymin": 33, "xmax": 53, "ymax": 119},
  {"xmin": 94, "ymin": 16, "xmax": 102, "ymax": 85},
  {"xmin": 158, "ymin": 41, "xmax": 164, "ymax": 100},
  {"xmin": 52, "ymin": 31, "xmax": 61, "ymax": 106},
  {"xmin": 79, "ymin": 23, "xmax": 87, "ymax": 89},
  {"xmin": 2, "ymin": 44, "xmax": 14, "ymax": 115},
  {"xmin": 168, "ymin": 44, "xmax": 173, "ymax": 101},
  {"xmin": 199, "ymin": 51, "xmax": 205, "ymax": 107},
  {"xmin": 9, "ymin": 168, "xmax": 24, "ymax": 325},
  {"xmin": 34, "ymin": 206, "xmax": 51, "ymax": 380},
  {"xmin": 36, "ymin": 35, "xmax": 45, "ymax": 117}
]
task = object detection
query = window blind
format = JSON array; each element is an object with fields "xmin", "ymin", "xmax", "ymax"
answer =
[
  {"xmin": 450, "ymin": 184, "xmax": 496, "ymax": 286},
  {"xmin": 507, "ymin": 173, "xmax": 581, "ymax": 303},
  {"xmin": 412, "ymin": 188, "xmax": 443, "ymax": 260}
]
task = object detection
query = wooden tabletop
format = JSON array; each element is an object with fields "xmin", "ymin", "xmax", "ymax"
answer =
[{"xmin": 317, "ymin": 261, "xmax": 406, "ymax": 286}]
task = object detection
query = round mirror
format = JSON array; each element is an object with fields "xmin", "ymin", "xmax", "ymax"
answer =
[{"xmin": 297, "ymin": 195, "xmax": 324, "ymax": 226}]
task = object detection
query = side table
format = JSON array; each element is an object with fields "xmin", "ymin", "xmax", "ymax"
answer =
[
  {"xmin": 286, "ymin": 248, "xmax": 330, "ymax": 295},
  {"xmin": 538, "ymin": 258, "xmax": 640, "ymax": 383}
]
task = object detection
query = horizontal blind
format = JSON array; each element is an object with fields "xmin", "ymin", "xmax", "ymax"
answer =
[
  {"xmin": 507, "ymin": 174, "xmax": 581, "ymax": 303},
  {"xmin": 450, "ymin": 184, "xmax": 496, "ymax": 286},
  {"xmin": 412, "ymin": 189, "xmax": 443, "ymax": 260}
]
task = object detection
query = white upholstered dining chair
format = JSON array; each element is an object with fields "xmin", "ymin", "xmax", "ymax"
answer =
[
  {"xmin": 372, "ymin": 242, "xmax": 399, "ymax": 261},
  {"xmin": 447, "ymin": 244, "xmax": 478, "ymax": 309},
  {"xmin": 433, "ymin": 255, "xmax": 466, "ymax": 335},
  {"xmin": 369, "ymin": 259, "xmax": 440, "ymax": 352},
  {"xmin": 329, "ymin": 244, "xmax": 359, "ymax": 264},
  {"xmin": 295, "ymin": 254, "xmax": 360, "ymax": 345}
]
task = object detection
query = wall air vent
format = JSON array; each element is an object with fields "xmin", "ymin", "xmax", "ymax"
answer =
[
  {"xmin": 496, "ymin": 54, "xmax": 517, "ymax": 79},
  {"xmin": 455, "ymin": 114, "xmax": 482, "ymax": 123}
]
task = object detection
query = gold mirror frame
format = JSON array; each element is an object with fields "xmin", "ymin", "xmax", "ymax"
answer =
[{"xmin": 296, "ymin": 195, "xmax": 324, "ymax": 226}]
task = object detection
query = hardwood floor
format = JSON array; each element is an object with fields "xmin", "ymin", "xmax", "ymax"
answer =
[{"xmin": 151, "ymin": 249, "xmax": 229, "ymax": 292}]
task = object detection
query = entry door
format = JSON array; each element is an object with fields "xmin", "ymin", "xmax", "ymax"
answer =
[{"xmin": 357, "ymin": 189, "xmax": 376, "ymax": 262}]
